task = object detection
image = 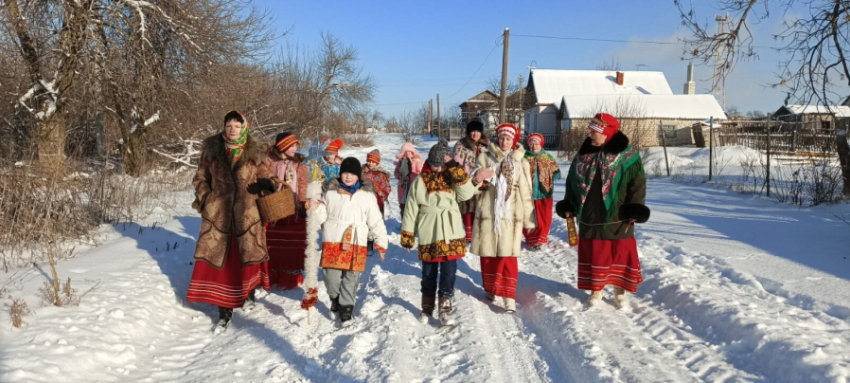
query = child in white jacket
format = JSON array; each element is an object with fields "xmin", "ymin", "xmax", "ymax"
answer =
[{"xmin": 307, "ymin": 157, "xmax": 388, "ymax": 325}]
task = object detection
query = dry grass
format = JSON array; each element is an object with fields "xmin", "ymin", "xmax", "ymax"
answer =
[
  {"xmin": 0, "ymin": 160, "xmax": 191, "ymax": 271},
  {"xmin": 343, "ymin": 133, "xmax": 375, "ymax": 148},
  {"xmin": 8, "ymin": 298, "xmax": 32, "ymax": 328}
]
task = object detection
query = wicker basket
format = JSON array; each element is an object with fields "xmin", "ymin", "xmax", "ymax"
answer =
[{"xmin": 257, "ymin": 183, "xmax": 296, "ymax": 223}]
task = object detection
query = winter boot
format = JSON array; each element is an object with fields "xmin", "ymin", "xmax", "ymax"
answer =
[
  {"xmin": 614, "ymin": 287, "xmax": 628, "ymax": 309},
  {"xmin": 339, "ymin": 305, "xmax": 354, "ymax": 327},
  {"xmin": 330, "ymin": 296, "xmax": 340, "ymax": 314},
  {"xmin": 485, "ymin": 292, "xmax": 495, "ymax": 302},
  {"xmin": 242, "ymin": 290, "xmax": 256, "ymax": 312},
  {"xmin": 419, "ymin": 295, "xmax": 436, "ymax": 324},
  {"xmin": 586, "ymin": 290, "xmax": 603, "ymax": 307},
  {"xmin": 213, "ymin": 307, "xmax": 233, "ymax": 334},
  {"xmin": 503, "ymin": 297, "xmax": 516, "ymax": 313},
  {"xmin": 438, "ymin": 297, "xmax": 456, "ymax": 326}
]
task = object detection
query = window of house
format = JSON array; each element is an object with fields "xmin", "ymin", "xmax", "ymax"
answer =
[
  {"xmin": 821, "ymin": 120, "xmax": 831, "ymax": 131},
  {"xmin": 658, "ymin": 124, "xmax": 677, "ymax": 140}
]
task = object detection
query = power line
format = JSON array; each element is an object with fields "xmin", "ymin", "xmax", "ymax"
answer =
[{"xmin": 445, "ymin": 36, "xmax": 502, "ymax": 99}]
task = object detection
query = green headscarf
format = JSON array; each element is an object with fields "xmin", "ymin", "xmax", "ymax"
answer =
[{"xmin": 223, "ymin": 111, "xmax": 249, "ymax": 164}]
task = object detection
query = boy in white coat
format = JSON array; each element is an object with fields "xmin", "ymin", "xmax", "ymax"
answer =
[{"xmin": 307, "ymin": 157, "xmax": 388, "ymax": 325}]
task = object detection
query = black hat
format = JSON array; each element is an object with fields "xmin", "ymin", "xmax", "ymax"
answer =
[
  {"xmin": 339, "ymin": 157, "xmax": 362, "ymax": 180},
  {"xmin": 465, "ymin": 119, "xmax": 484, "ymax": 136}
]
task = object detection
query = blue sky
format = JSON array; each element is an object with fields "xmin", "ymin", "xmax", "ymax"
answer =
[{"xmin": 257, "ymin": 1, "xmax": 819, "ymax": 119}]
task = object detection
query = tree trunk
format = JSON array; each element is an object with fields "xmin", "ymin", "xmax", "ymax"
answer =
[
  {"xmin": 37, "ymin": 113, "xmax": 67, "ymax": 173},
  {"xmin": 121, "ymin": 127, "xmax": 146, "ymax": 177},
  {"xmin": 836, "ymin": 130, "xmax": 850, "ymax": 198}
]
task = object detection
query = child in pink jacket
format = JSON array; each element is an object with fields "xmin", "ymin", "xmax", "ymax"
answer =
[{"xmin": 393, "ymin": 143, "xmax": 423, "ymax": 214}]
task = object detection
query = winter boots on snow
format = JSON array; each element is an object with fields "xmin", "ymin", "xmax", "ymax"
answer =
[
  {"xmin": 419, "ymin": 295, "xmax": 436, "ymax": 323},
  {"xmin": 614, "ymin": 287, "xmax": 628, "ymax": 309},
  {"xmin": 213, "ymin": 307, "xmax": 233, "ymax": 334},
  {"xmin": 503, "ymin": 297, "xmax": 516, "ymax": 314},
  {"xmin": 330, "ymin": 296, "xmax": 340, "ymax": 314},
  {"xmin": 586, "ymin": 290, "xmax": 603, "ymax": 307},
  {"xmin": 242, "ymin": 290, "xmax": 256, "ymax": 312},
  {"xmin": 339, "ymin": 305, "xmax": 354, "ymax": 326},
  {"xmin": 438, "ymin": 297, "xmax": 455, "ymax": 327}
]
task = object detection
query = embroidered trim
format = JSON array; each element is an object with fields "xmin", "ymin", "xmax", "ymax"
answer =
[
  {"xmin": 401, "ymin": 230, "xmax": 415, "ymax": 248},
  {"xmin": 418, "ymin": 238, "xmax": 466, "ymax": 262}
]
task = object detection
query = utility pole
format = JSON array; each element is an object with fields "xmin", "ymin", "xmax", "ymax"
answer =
[
  {"xmin": 437, "ymin": 93, "xmax": 441, "ymax": 139},
  {"xmin": 518, "ymin": 73, "xmax": 524, "ymax": 132},
  {"xmin": 499, "ymin": 27, "xmax": 510, "ymax": 123},
  {"xmin": 429, "ymin": 99, "xmax": 433, "ymax": 137}
]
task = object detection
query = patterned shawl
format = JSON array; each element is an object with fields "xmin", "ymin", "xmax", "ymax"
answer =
[
  {"xmin": 567, "ymin": 144, "xmax": 643, "ymax": 224},
  {"xmin": 524, "ymin": 149, "xmax": 559, "ymax": 194}
]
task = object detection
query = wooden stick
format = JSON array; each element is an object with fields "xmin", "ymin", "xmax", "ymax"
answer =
[{"xmin": 308, "ymin": 307, "xmax": 313, "ymax": 325}]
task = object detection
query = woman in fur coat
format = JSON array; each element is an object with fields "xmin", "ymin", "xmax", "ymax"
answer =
[
  {"xmin": 187, "ymin": 111, "xmax": 278, "ymax": 333},
  {"xmin": 306, "ymin": 157, "xmax": 389, "ymax": 326},
  {"xmin": 393, "ymin": 143, "xmax": 424, "ymax": 213},
  {"xmin": 452, "ymin": 119, "xmax": 489, "ymax": 243},
  {"xmin": 469, "ymin": 123, "xmax": 536, "ymax": 313},
  {"xmin": 401, "ymin": 139, "xmax": 476, "ymax": 326},
  {"xmin": 265, "ymin": 132, "xmax": 308, "ymax": 289},
  {"xmin": 555, "ymin": 113, "xmax": 649, "ymax": 309}
]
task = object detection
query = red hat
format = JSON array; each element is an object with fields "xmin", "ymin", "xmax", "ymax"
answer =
[
  {"xmin": 527, "ymin": 133, "xmax": 545, "ymax": 147},
  {"xmin": 588, "ymin": 113, "xmax": 620, "ymax": 142},
  {"xmin": 323, "ymin": 138, "xmax": 344, "ymax": 155},
  {"xmin": 367, "ymin": 149, "xmax": 381, "ymax": 164},
  {"xmin": 496, "ymin": 123, "xmax": 520, "ymax": 149}
]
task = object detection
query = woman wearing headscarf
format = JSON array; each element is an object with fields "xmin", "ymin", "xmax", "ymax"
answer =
[
  {"xmin": 523, "ymin": 134, "xmax": 561, "ymax": 250},
  {"xmin": 452, "ymin": 119, "xmax": 489, "ymax": 243},
  {"xmin": 555, "ymin": 113, "xmax": 649, "ymax": 309},
  {"xmin": 469, "ymin": 123, "xmax": 536, "ymax": 313},
  {"xmin": 266, "ymin": 132, "xmax": 308, "ymax": 289},
  {"xmin": 187, "ymin": 111, "xmax": 277, "ymax": 333}
]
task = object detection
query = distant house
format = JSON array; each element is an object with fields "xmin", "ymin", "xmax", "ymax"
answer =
[
  {"xmin": 524, "ymin": 67, "xmax": 726, "ymax": 147},
  {"xmin": 773, "ymin": 104, "xmax": 850, "ymax": 131},
  {"xmin": 459, "ymin": 89, "xmax": 525, "ymax": 135}
]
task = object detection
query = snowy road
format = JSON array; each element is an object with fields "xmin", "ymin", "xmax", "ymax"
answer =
[{"xmin": 2, "ymin": 136, "xmax": 849, "ymax": 382}]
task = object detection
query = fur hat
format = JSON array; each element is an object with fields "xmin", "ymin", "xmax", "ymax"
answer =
[
  {"xmin": 465, "ymin": 119, "xmax": 484, "ymax": 137},
  {"xmin": 496, "ymin": 123, "xmax": 520, "ymax": 149},
  {"xmin": 339, "ymin": 157, "xmax": 362, "ymax": 180},
  {"xmin": 367, "ymin": 149, "xmax": 381, "ymax": 165},
  {"xmin": 527, "ymin": 133, "xmax": 545, "ymax": 147},
  {"xmin": 588, "ymin": 113, "xmax": 620, "ymax": 142},
  {"xmin": 274, "ymin": 132, "xmax": 298, "ymax": 153},
  {"xmin": 395, "ymin": 143, "xmax": 421, "ymax": 160},
  {"xmin": 427, "ymin": 139, "xmax": 452, "ymax": 167}
]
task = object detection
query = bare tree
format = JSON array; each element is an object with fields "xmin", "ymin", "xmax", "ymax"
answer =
[
  {"xmin": 676, "ymin": 0, "xmax": 850, "ymax": 107},
  {"xmin": 596, "ymin": 57, "xmax": 623, "ymax": 71},
  {"xmin": 1, "ymin": 0, "xmax": 274, "ymax": 174}
]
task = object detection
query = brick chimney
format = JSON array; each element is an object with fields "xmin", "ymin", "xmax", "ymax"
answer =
[{"xmin": 616, "ymin": 71, "xmax": 624, "ymax": 86}]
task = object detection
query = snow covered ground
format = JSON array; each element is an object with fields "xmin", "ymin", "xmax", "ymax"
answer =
[{"xmin": 1, "ymin": 134, "xmax": 849, "ymax": 383}]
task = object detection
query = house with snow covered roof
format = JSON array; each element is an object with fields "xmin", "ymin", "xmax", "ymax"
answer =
[
  {"xmin": 524, "ymin": 67, "xmax": 727, "ymax": 147},
  {"xmin": 773, "ymin": 104, "xmax": 850, "ymax": 131}
]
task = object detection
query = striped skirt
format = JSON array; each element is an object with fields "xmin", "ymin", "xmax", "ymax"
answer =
[
  {"xmin": 577, "ymin": 237, "xmax": 643, "ymax": 293},
  {"xmin": 480, "ymin": 257, "xmax": 518, "ymax": 299},
  {"xmin": 266, "ymin": 214, "xmax": 307, "ymax": 289},
  {"xmin": 187, "ymin": 235, "xmax": 270, "ymax": 308}
]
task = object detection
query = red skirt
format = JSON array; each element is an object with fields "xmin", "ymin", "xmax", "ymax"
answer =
[
  {"xmin": 577, "ymin": 237, "xmax": 643, "ymax": 293},
  {"xmin": 187, "ymin": 236, "xmax": 270, "ymax": 308},
  {"xmin": 266, "ymin": 214, "xmax": 306, "ymax": 289},
  {"xmin": 523, "ymin": 198, "xmax": 553, "ymax": 247},
  {"xmin": 462, "ymin": 213, "xmax": 474, "ymax": 242},
  {"xmin": 480, "ymin": 257, "xmax": 518, "ymax": 299}
]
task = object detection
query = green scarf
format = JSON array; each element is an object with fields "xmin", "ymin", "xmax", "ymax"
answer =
[
  {"xmin": 567, "ymin": 144, "xmax": 643, "ymax": 224},
  {"xmin": 223, "ymin": 117, "xmax": 249, "ymax": 164}
]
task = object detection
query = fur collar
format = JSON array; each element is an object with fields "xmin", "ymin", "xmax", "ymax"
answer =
[
  {"xmin": 488, "ymin": 142, "xmax": 526, "ymax": 162},
  {"xmin": 577, "ymin": 131, "xmax": 630, "ymax": 156},
  {"xmin": 459, "ymin": 135, "xmax": 490, "ymax": 149},
  {"xmin": 324, "ymin": 178, "xmax": 375, "ymax": 194},
  {"xmin": 202, "ymin": 133, "xmax": 269, "ymax": 170}
]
